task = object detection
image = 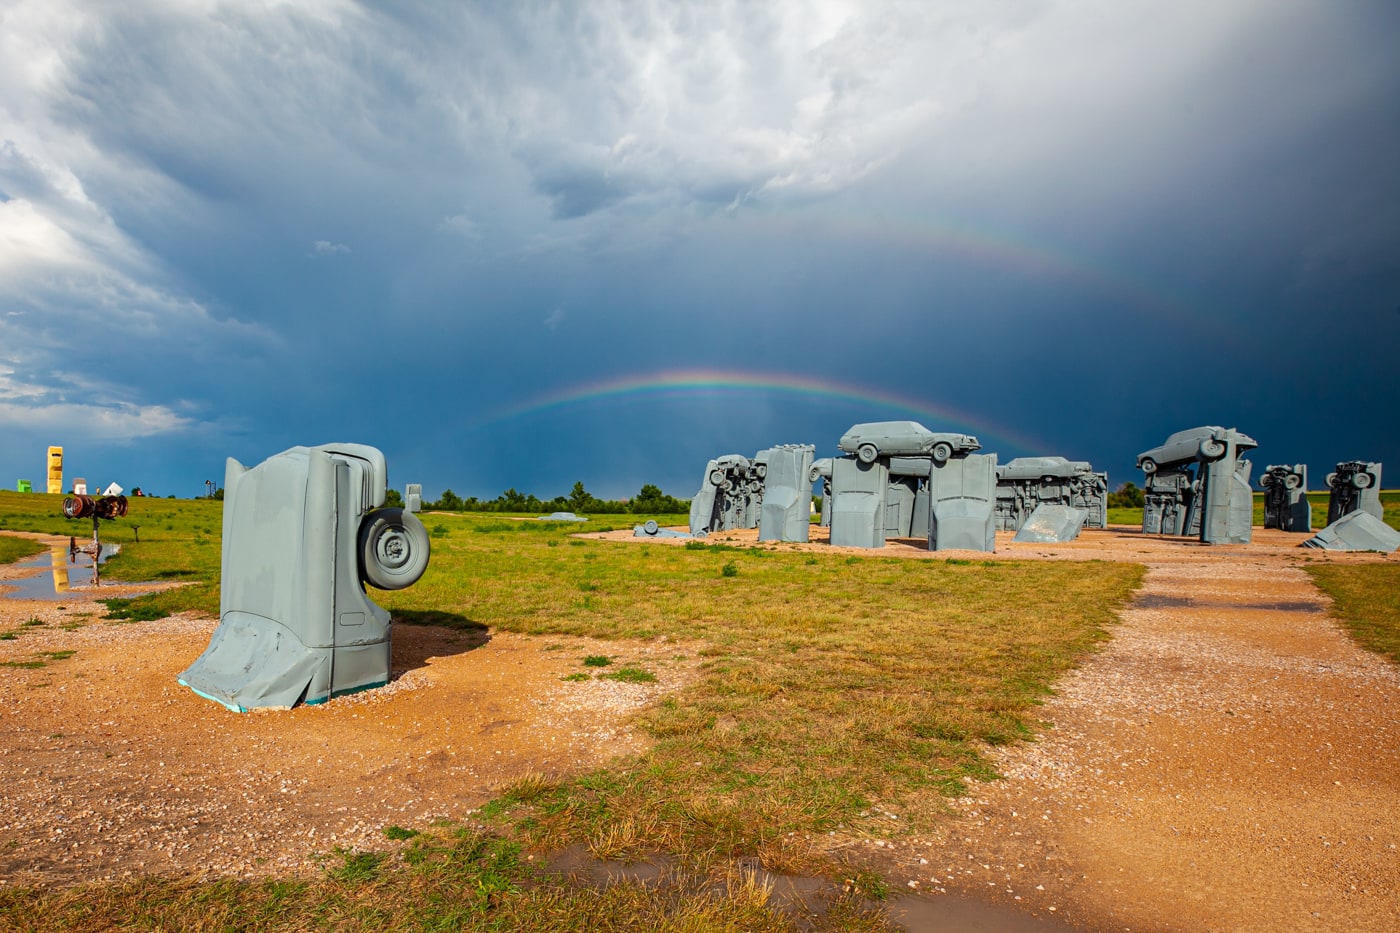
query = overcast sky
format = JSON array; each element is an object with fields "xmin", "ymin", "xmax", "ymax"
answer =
[{"xmin": 2, "ymin": 0, "xmax": 1397, "ymax": 502}]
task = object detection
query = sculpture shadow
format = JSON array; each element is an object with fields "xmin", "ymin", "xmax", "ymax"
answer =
[{"xmin": 388, "ymin": 608, "xmax": 491, "ymax": 678}]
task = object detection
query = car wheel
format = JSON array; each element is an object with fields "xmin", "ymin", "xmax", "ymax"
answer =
[
  {"xmin": 1140, "ymin": 458, "xmax": 1158, "ymax": 475},
  {"xmin": 755, "ymin": 464, "xmax": 766, "ymax": 479},
  {"xmin": 857, "ymin": 443, "xmax": 878, "ymax": 464},
  {"xmin": 709, "ymin": 469, "xmax": 725, "ymax": 486},
  {"xmin": 1198, "ymin": 438, "xmax": 1227, "ymax": 460},
  {"xmin": 1283, "ymin": 474, "xmax": 1301, "ymax": 490},
  {"xmin": 1352, "ymin": 472, "xmax": 1373, "ymax": 489},
  {"xmin": 809, "ymin": 465, "xmax": 823, "ymax": 484},
  {"xmin": 931, "ymin": 442, "xmax": 953, "ymax": 464},
  {"xmin": 359, "ymin": 508, "xmax": 431, "ymax": 590},
  {"xmin": 1326, "ymin": 472, "xmax": 1339, "ymax": 488},
  {"xmin": 643, "ymin": 520, "xmax": 660, "ymax": 535}
]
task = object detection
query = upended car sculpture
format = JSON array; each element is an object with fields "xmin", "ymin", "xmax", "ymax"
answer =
[{"xmin": 179, "ymin": 443, "xmax": 430, "ymax": 711}]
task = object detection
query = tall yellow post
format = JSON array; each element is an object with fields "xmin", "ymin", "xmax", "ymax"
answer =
[{"xmin": 47, "ymin": 446, "xmax": 63, "ymax": 495}]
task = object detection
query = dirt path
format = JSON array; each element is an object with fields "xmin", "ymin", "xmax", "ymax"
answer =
[
  {"xmin": 2, "ymin": 527, "xmax": 1398, "ymax": 932},
  {"xmin": 932, "ymin": 543, "xmax": 1400, "ymax": 932}
]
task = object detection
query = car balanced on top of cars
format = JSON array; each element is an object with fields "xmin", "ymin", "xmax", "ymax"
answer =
[
  {"xmin": 837, "ymin": 420, "xmax": 981, "ymax": 465},
  {"xmin": 1136, "ymin": 425, "xmax": 1258, "ymax": 475}
]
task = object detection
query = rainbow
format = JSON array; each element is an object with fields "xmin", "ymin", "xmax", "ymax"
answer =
[
  {"xmin": 480, "ymin": 368, "xmax": 1054, "ymax": 455},
  {"xmin": 732, "ymin": 207, "xmax": 1246, "ymax": 347}
]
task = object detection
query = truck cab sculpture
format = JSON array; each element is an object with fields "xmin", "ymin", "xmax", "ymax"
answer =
[{"xmin": 179, "ymin": 443, "xmax": 430, "ymax": 711}]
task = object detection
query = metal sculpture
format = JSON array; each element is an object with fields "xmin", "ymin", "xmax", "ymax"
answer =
[
  {"xmin": 828, "ymin": 455, "xmax": 889, "ymax": 548},
  {"xmin": 405, "ymin": 483, "xmax": 422, "ymax": 513},
  {"xmin": 1012, "ymin": 503, "xmax": 1088, "ymax": 543},
  {"xmin": 1260, "ymin": 464, "xmax": 1310, "ymax": 532},
  {"xmin": 61, "ymin": 493, "xmax": 128, "ymax": 586},
  {"xmin": 1325, "ymin": 461, "xmax": 1383, "ymax": 525},
  {"xmin": 1137, "ymin": 426, "xmax": 1256, "ymax": 544},
  {"xmin": 179, "ymin": 443, "xmax": 430, "ymax": 712},
  {"xmin": 994, "ymin": 457, "xmax": 1107, "ymax": 532},
  {"xmin": 634, "ymin": 520, "xmax": 692, "ymax": 539},
  {"xmin": 689, "ymin": 454, "xmax": 762, "ymax": 536},
  {"xmin": 1302, "ymin": 511, "xmax": 1399, "ymax": 553},
  {"xmin": 838, "ymin": 421, "xmax": 980, "ymax": 465},
  {"xmin": 926, "ymin": 452, "xmax": 998, "ymax": 551},
  {"xmin": 757, "ymin": 444, "xmax": 816, "ymax": 543}
]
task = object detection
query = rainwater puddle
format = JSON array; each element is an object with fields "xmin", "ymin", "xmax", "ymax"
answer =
[
  {"xmin": 1135, "ymin": 593, "xmax": 1322, "ymax": 613},
  {"xmin": 546, "ymin": 847, "xmax": 1083, "ymax": 931},
  {"xmin": 0, "ymin": 546, "xmax": 140, "ymax": 600}
]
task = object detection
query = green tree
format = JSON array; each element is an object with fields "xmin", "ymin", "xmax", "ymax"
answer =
[
  {"xmin": 434, "ymin": 488, "xmax": 463, "ymax": 511},
  {"xmin": 383, "ymin": 488, "xmax": 404, "ymax": 509},
  {"xmin": 567, "ymin": 481, "xmax": 595, "ymax": 513},
  {"xmin": 1108, "ymin": 482, "xmax": 1145, "ymax": 509}
]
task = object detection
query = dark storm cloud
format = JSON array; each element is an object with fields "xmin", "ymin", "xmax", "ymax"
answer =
[{"xmin": 0, "ymin": 1, "xmax": 1396, "ymax": 498}]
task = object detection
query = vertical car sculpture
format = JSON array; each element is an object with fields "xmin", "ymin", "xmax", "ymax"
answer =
[
  {"xmin": 1325, "ymin": 461, "xmax": 1383, "ymax": 525},
  {"xmin": 179, "ymin": 443, "xmax": 430, "ymax": 711},
  {"xmin": 1137, "ymin": 426, "xmax": 1256, "ymax": 544},
  {"xmin": 1260, "ymin": 464, "xmax": 1310, "ymax": 532}
]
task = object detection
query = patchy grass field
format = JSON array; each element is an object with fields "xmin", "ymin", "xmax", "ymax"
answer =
[
  {"xmin": 1307, "ymin": 563, "xmax": 1400, "ymax": 667},
  {"xmin": 0, "ymin": 492, "xmax": 1142, "ymax": 930},
  {"xmin": 1109, "ymin": 489, "xmax": 1400, "ymax": 531}
]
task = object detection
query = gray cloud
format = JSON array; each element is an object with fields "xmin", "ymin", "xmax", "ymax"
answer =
[{"xmin": 0, "ymin": 0, "xmax": 1396, "ymax": 495}]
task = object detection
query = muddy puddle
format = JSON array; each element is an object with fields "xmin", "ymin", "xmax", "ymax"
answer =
[
  {"xmin": 0, "ymin": 545, "xmax": 150, "ymax": 600},
  {"xmin": 547, "ymin": 847, "xmax": 1079, "ymax": 931}
]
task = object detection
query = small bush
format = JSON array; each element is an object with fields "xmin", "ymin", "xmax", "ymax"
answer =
[
  {"xmin": 721, "ymin": 562, "xmax": 738, "ymax": 577},
  {"xmin": 583, "ymin": 655, "xmax": 612, "ymax": 667}
]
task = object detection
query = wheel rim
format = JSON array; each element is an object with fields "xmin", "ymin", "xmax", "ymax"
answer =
[{"xmin": 375, "ymin": 526, "xmax": 413, "ymax": 572}]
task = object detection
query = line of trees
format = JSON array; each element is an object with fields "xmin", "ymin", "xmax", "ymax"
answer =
[{"xmin": 424, "ymin": 481, "xmax": 689, "ymax": 515}]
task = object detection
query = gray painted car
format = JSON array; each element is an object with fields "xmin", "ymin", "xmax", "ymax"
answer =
[
  {"xmin": 1136, "ymin": 426, "xmax": 1257, "ymax": 474},
  {"xmin": 837, "ymin": 421, "xmax": 980, "ymax": 465}
]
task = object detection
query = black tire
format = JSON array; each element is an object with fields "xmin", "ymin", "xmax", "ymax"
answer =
[
  {"xmin": 1140, "ymin": 458, "xmax": 1158, "ymax": 475},
  {"xmin": 359, "ymin": 508, "xmax": 431, "ymax": 590},
  {"xmin": 931, "ymin": 442, "xmax": 953, "ymax": 464},
  {"xmin": 857, "ymin": 443, "xmax": 878, "ymax": 464}
]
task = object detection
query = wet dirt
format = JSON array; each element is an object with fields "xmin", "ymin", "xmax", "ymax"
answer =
[{"xmin": 2, "ymin": 526, "xmax": 1398, "ymax": 932}]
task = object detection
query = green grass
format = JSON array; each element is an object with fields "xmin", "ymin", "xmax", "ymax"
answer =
[
  {"xmin": 0, "ymin": 496, "xmax": 1147, "ymax": 931},
  {"xmin": 1109, "ymin": 490, "xmax": 1400, "ymax": 531},
  {"xmin": 0, "ymin": 536, "xmax": 44, "ymax": 565},
  {"xmin": 1307, "ymin": 564, "xmax": 1400, "ymax": 666}
]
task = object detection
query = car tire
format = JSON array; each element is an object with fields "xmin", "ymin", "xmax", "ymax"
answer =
[
  {"xmin": 359, "ymin": 508, "xmax": 431, "ymax": 590},
  {"xmin": 709, "ymin": 469, "xmax": 725, "ymax": 486},
  {"xmin": 1140, "ymin": 458, "xmax": 1158, "ymax": 475},
  {"xmin": 931, "ymin": 442, "xmax": 953, "ymax": 464},
  {"xmin": 643, "ymin": 520, "xmax": 659, "ymax": 535},
  {"xmin": 809, "ymin": 465, "xmax": 823, "ymax": 484},
  {"xmin": 1198, "ymin": 438, "xmax": 1227, "ymax": 460},
  {"xmin": 1283, "ymin": 474, "xmax": 1301, "ymax": 490},
  {"xmin": 755, "ymin": 464, "xmax": 766, "ymax": 479},
  {"xmin": 1352, "ymin": 472, "xmax": 1373, "ymax": 489},
  {"xmin": 857, "ymin": 443, "xmax": 878, "ymax": 464}
]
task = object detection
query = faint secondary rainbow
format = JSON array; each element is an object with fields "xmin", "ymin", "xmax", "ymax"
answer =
[
  {"xmin": 481, "ymin": 369, "xmax": 1054, "ymax": 455},
  {"xmin": 734, "ymin": 207, "xmax": 1246, "ymax": 348}
]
